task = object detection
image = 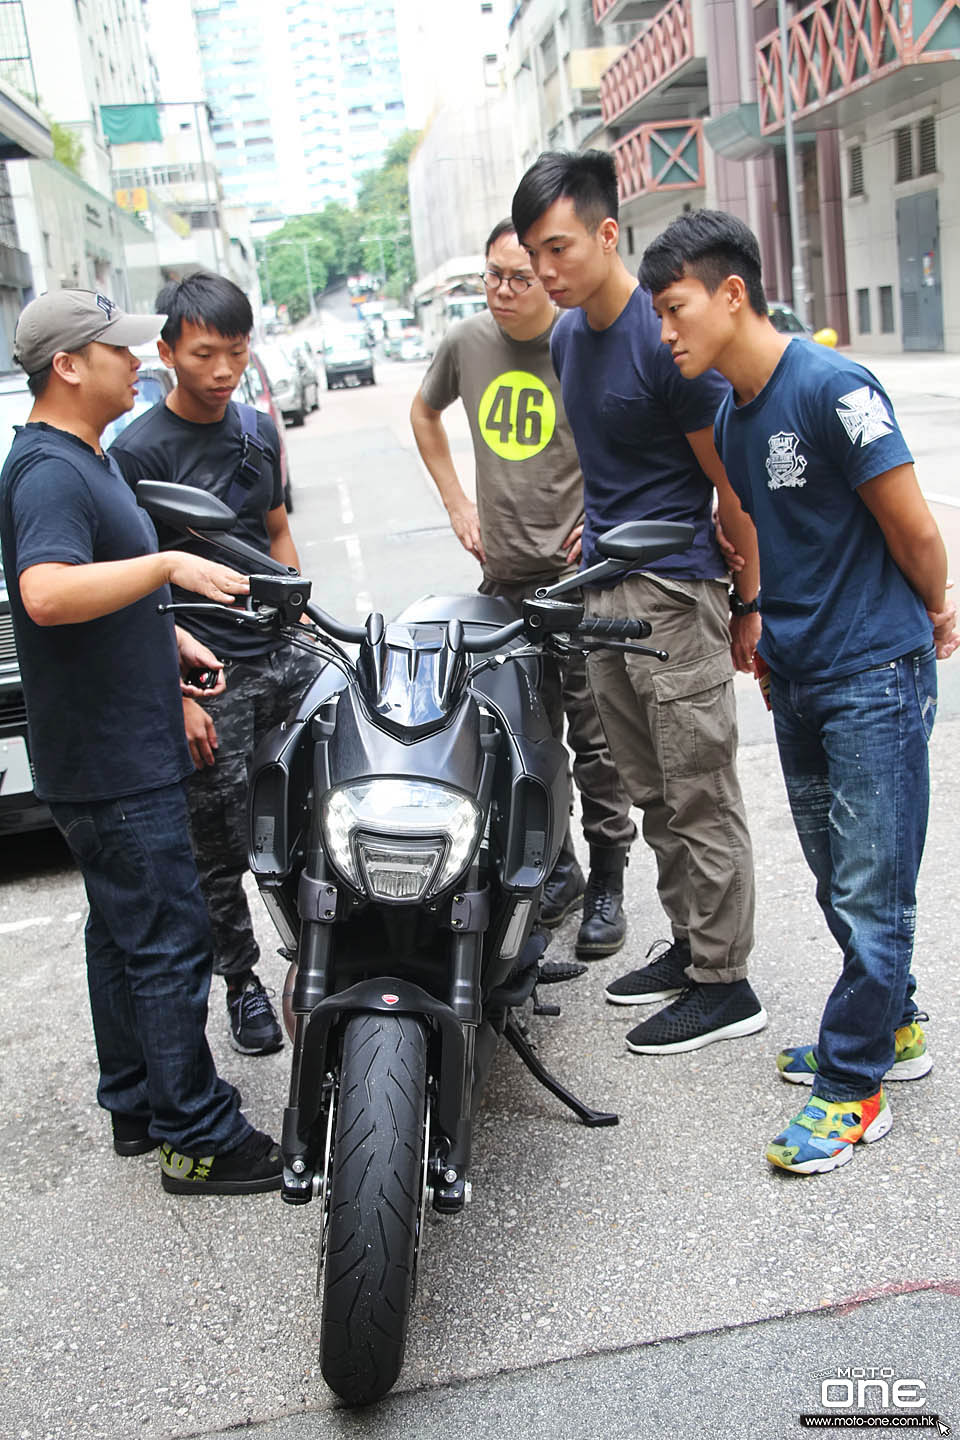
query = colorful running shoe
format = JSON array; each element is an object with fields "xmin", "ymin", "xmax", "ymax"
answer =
[
  {"xmin": 766, "ymin": 1089, "xmax": 892, "ymax": 1174},
  {"xmin": 776, "ymin": 1014, "xmax": 932, "ymax": 1086}
]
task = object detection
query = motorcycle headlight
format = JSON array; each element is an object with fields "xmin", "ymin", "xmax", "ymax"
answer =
[{"xmin": 320, "ymin": 779, "xmax": 482, "ymax": 902}]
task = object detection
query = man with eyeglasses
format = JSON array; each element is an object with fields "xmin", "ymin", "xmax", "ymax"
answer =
[{"xmin": 410, "ymin": 218, "xmax": 636, "ymax": 960}]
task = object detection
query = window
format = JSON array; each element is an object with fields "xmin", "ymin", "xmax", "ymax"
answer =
[
  {"xmin": 895, "ymin": 126, "xmax": 913, "ymax": 183},
  {"xmin": 879, "ymin": 286, "xmax": 895, "ymax": 334},
  {"xmin": 918, "ymin": 115, "xmax": 936, "ymax": 175},
  {"xmin": 848, "ymin": 144, "xmax": 864, "ymax": 197},
  {"xmin": 857, "ymin": 288, "xmax": 871, "ymax": 335}
]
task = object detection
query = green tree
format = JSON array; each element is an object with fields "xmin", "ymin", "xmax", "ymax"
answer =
[
  {"xmin": 256, "ymin": 131, "xmax": 422, "ymax": 317},
  {"xmin": 50, "ymin": 121, "xmax": 84, "ymax": 174}
]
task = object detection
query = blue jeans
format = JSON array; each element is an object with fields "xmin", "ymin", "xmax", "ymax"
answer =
[
  {"xmin": 769, "ymin": 646, "xmax": 937, "ymax": 1101},
  {"xmin": 50, "ymin": 781, "xmax": 250, "ymax": 1153}
]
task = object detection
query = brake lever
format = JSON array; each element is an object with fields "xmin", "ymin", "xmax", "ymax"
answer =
[
  {"xmin": 554, "ymin": 637, "xmax": 670, "ymax": 661},
  {"xmin": 157, "ymin": 601, "xmax": 277, "ymax": 627}
]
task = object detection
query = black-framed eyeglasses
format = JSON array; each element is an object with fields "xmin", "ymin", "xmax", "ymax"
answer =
[{"xmin": 480, "ymin": 268, "xmax": 537, "ymax": 294}]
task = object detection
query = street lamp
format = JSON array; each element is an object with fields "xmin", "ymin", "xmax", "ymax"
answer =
[
  {"xmin": 360, "ymin": 232, "xmax": 386, "ymax": 287},
  {"xmin": 776, "ymin": 0, "xmax": 809, "ymax": 325},
  {"xmin": 262, "ymin": 236, "xmax": 327, "ymax": 318}
]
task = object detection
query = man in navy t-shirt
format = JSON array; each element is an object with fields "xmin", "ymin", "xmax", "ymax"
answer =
[
  {"xmin": 640, "ymin": 209, "xmax": 957, "ymax": 1174},
  {"xmin": 512, "ymin": 150, "xmax": 767, "ymax": 1057},
  {"xmin": 0, "ymin": 289, "xmax": 283, "ymax": 1195}
]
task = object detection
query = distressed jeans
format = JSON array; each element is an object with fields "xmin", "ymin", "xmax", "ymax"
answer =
[{"xmin": 769, "ymin": 645, "xmax": 937, "ymax": 1101}]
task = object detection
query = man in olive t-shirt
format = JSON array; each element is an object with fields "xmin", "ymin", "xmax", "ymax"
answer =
[{"xmin": 410, "ymin": 219, "xmax": 635, "ymax": 958}]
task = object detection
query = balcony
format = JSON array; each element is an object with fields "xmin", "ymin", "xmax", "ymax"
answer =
[
  {"xmin": 594, "ymin": 0, "xmax": 667, "ymax": 23},
  {"xmin": 757, "ymin": 0, "xmax": 960, "ymax": 134},
  {"xmin": 600, "ymin": 0, "xmax": 707, "ymax": 129},
  {"xmin": 614, "ymin": 118, "xmax": 705, "ymax": 206}
]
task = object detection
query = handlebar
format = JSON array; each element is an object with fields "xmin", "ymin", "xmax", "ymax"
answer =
[{"xmin": 574, "ymin": 617, "xmax": 652, "ymax": 641}]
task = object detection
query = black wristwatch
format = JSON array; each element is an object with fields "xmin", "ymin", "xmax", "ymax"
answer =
[{"xmin": 729, "ymin": 588, "xmax": 760, "ymax": 617}]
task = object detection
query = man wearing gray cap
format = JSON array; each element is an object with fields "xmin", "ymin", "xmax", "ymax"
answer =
[{"xmin": 0, "ymin": 289, "xmax": 283, "ymax": 1194}]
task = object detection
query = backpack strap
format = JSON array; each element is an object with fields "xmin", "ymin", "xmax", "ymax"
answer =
[{"xmin": 224, "ymin": 401, "xmax": 266, "ymax": 515}]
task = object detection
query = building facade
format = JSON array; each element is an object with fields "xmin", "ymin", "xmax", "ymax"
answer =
[{"xmin": 194, "ymin": 0, "xmax": 409, "ymax": 222}]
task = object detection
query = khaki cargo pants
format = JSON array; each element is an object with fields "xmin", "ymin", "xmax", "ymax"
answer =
[{"xmin": 585, "ymin": 574, "xmax": 755, "ymax": 982}]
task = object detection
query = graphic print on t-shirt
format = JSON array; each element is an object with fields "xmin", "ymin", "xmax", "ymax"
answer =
[
  {"xmin": 478, "ymin": 369, "xmax": 556, "ymax": 461},
  {"xmin": 765, "ymin": 431, "xmax": 808, "ymax": 490},
  {"xmin": 835, "ymin": 386, "xmax": 894, "ymax": 447}
]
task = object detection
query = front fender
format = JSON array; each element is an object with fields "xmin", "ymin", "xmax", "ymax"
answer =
[{"xmin": 294, "ymin": 978, "xmax": 467, "ymax": 1143}]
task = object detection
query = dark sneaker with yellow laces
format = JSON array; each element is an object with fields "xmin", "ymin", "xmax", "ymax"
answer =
[
  {"xmin": 160, "ymin": 1128, "xmax": 283, "ymax": 1195},
  {"xmin": 625, "ymin": 979, "xmax": 767, "ymax": 1054},
  {"xmin": 111, "ymin": 1113, "xmax": 159, "ymax": 1156},
  {"xmin": 766, "ymin": 1089, "xmax": 892, "ymax": 1174},
  {"xmin": 227, "ymin": 973, "xmax": 283, "ymax": 1056}
]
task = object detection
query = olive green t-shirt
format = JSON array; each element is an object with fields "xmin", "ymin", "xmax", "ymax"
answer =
[{"xmin": 420, "ymin": 309, "xmax": 584, "ymax": 584}]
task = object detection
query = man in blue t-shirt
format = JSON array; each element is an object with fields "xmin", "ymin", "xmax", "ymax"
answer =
[
  {"xmin": 0, "ymin": 288, "xmax": 284, "ymax": 1195},
  {"xmin": 639, "ymin": 209, "xmax": 957, "ymax": 1174},
  {"xmin": 512, "ymin": 151, "xmax": 767, "ymax": 1057}
]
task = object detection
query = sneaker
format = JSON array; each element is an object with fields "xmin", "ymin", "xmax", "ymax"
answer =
[
  {"xmin": 625, "ymin": 979, "xmax": 767, "ymax": 1054},
  {"xmin": 227, "ymin": 974, "xmax": 283, "ymax": 1056},
  {"xmin": 160, "ymin": 1128, "xmax": 283, "ymax": 1195},
  {"xmin": 776, "ymin": 1013, "xmax": 933, "ymax": 1086},
  {"xmin": 111, "ymin": 1112, "xmax": 159, "ymax": 1157},
  {"xmin": 766, "ymin": 1089, "xmax": 892, "ymax": 1174},
  {"xmin": 604, "ymin": 937, "xmax": 691, "ymax": 1006}
]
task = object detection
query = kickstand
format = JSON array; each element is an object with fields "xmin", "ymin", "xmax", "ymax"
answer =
[{"xmin": 503, "ymin": 1013, "xmax": 619, "ymax": 1128}]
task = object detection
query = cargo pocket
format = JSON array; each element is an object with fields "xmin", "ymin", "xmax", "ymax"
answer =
[{"xmin": 652, "ymin": 651, "xmax": 736, "ymax": 778}]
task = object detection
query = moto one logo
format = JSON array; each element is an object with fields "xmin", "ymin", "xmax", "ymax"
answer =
[{"xmin": 821, "ymin": 1368, "xmax": 926, "ymax": 1409}]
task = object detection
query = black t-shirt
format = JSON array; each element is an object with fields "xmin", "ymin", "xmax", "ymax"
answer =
[
  {"xmin": 0, "ymin": 423, "xmax": 192, "ymax": 803},
  {"xmin": 109, "ymin": 399, "xmax": 284, "ymax": 658}
]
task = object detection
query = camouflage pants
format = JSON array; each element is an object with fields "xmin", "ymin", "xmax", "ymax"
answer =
[
  {"xmin": 478, "ymin": 577, "xmax": 636, "ymax": 852},
  {"xmin": 186, "ymin": 645, "xmax": 321, "ymax": 978}
]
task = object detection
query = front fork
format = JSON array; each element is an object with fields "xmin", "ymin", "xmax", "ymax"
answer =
[{"xmin": 278, "ymin": 854, "xmax": 483, "ymax": 1215}]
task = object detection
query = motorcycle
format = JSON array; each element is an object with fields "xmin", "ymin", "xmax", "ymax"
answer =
[{"xmin": 137, "ymin": 480, "xmax": 692, "ymax": 1406}]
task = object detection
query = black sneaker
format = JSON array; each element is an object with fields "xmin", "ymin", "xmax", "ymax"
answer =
[
  {"xmin": 111, "ymin": 1112, "xmax": 159, "ymax": 1156},
  {"xmin": 159, "ymin": 1128, "xmax": 283, "ymax": 1195},
  {"xmin": 625, "ymin": 980, "xmax": 768, "ymax": 1054},
  {"xmin": 604, "ymin": 937, "xmax": 691, "ymax": 1006},
  {"xmin": 227, "ymin": 974, "xmax": 283, "ymax": 1056}
]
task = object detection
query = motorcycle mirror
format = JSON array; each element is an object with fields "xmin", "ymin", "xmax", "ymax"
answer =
[
  {"xmin": 136, "ymin": 480, "xmax": 237, "ymax": 532},
  {"xmin": 595, "ymin": 520, "xmax": 695, "ymax": 564}
]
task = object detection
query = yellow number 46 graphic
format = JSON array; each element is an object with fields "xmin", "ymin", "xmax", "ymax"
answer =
[{"xmin": 478, "ymin": 370, "xmax": 557, "ymax": 461}]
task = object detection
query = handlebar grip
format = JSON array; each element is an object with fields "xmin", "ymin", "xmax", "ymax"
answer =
[{"xmin": 575, "ymin": 616, "xmax": 652, "ymax": 640}]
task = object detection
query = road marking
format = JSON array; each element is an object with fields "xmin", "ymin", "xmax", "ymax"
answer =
[
  {"xmin": 336, "ymin": 478, "xmax": 354, "ymax": 526},
  {"xmin": 341, "ymin": 534, "xmax": 372, "ymax": 617},
  {"xmin": 0, "ymin": 916, "xmax": 50, "ymax": 935},
  {"xmin": 922, "ymin": 490, "xmax": 960, "ymax": 509}
]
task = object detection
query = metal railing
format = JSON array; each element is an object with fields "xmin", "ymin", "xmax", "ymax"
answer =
[
  {"xmin": 601, "ymin": 0, "xmax": 696, "ymax": 126},
  {"xmin": 613, "ymin": 117, "xmax": 704, "ymax": 204}
]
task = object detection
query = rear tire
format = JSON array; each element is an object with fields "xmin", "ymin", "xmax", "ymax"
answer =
[{"xmin": 319, "ymin": 1014, "xmax": 427, "ymax": 1405}]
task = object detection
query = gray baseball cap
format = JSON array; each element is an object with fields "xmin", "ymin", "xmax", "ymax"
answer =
[{"xmin": 13, "ymin": 289, "xmax": 167, "ymax": 375}]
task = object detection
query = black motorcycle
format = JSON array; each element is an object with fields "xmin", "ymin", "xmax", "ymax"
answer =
[{"xmin": 137, "ymin": 480, "xmax": 692, "ymax": 1407}]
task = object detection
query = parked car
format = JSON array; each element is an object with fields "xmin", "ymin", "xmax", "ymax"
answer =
[
  {"xmin": 397, "ymin": 328, "xmax": 428, "ymax": 362},
  {"xmin": 768, "ymin": 301, "xmax": 838, "ymax": 348},
  {"xmin": 0, "ymin": 374, "xmax": 52, "ymax": 832},
  {"xmin": 239, "ymin": 349, "xmax": 294, "ymax": 512},
  {"xmin": 323, "ymin": 327, "xmax": 376, "ymax": 388},
  {"xmin": 257, "ymin": 341, "xmax": 318, "ymax": 425}
]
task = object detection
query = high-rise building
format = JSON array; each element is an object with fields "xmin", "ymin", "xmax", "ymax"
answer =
[{"xmin": 193, "ymin": 0, "xmax": 409, "ymax": 223}]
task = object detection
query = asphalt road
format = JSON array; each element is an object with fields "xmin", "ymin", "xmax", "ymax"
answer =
[{"xmin": 1, "ymin": 350, "xmax": 958, "ymax": 1440}]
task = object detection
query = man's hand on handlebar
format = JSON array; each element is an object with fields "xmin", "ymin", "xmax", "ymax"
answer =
[{"xmin": 165, "ymin": 551, "xmax": 250, "ymax": 605}]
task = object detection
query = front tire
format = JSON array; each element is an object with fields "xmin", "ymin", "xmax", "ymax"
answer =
[{"xmin": 320, "ymin": 1014, "xmax": 427, "ymax": 1405}]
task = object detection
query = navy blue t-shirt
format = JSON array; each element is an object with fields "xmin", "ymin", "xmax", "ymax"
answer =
[
  {"xmin": 714, "ymin": 339, "xmax": 931, "ymax": 681},
  {"xmin": 550, "ymin": 286, "xmax": 731, "ymax": 582},
  {"xmin": 0, "ymin": 423, "xmax": 192, "ymax": 802},
  {"xmin": 109, "ymin": 399, "xmax": 284, "ymax": 660}
]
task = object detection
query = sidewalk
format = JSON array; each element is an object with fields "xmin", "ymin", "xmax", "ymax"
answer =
[{"xmin": 1, "ymin": 716, "xmax": 958, "ymax": 1440}]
